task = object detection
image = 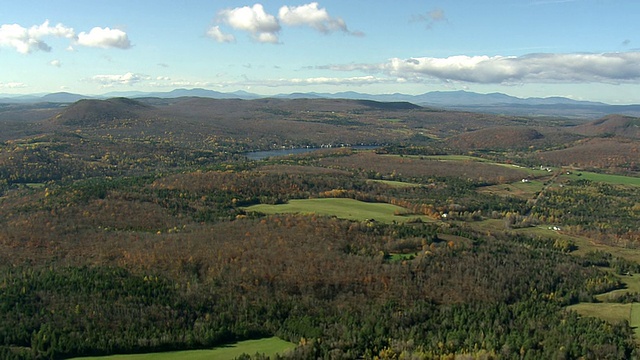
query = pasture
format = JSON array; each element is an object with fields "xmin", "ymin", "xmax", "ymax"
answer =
[
  {"xmin": 72, "ymin": 337, "xmax": 295, "ymax": 360},
  {"xmin": 367, "ymin": 179, "xmax": 421, "ymax": 188},
  {"xmin": 478, "ymin": 180, "xmax": 546, "ymax": 199},
  {"xmin": 568, "ymin": 302, "xmax": 640, "ymax": 340},
  {"xmin": 560, "ymin": 171, "xmax": 640, "ymax": 186},
  {"xmin": 243, "ymin": 198, "xmax": 435, "ymax": 223},
  {"xmin": 596, "ymin": 274, "xmax": 640, "ymax": 302},
  {"xmin": 568, "ymin": 303, "xmax": 635, "ymax": 326}
]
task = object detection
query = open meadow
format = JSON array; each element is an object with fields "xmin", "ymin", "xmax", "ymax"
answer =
[
  {"xmin": 71, "ymin": 337, "xmax": 294, "ymax": 360},
  {"xmin": 243, "ymin": 198, "xmax": 435, "ymax": 223},
  {"xmin": 561, "ymin": 171, "xmax": 640, "ymax": 186}
]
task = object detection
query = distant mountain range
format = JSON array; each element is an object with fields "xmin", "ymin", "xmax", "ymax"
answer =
[{"xmin": 1, "ymin": 88, "xmax": 639, "ymax": 119}]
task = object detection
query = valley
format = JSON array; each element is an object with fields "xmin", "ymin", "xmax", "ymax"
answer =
[{"xmin": 0, "ymin": 96, "xmax": 639, "ymax": 359}]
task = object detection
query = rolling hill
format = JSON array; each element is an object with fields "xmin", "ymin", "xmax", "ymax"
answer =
[
  {"xmin": 3, "ymin": 89, "xmax": 640, "ymax": 118},
  {"xmin": 569, "ymin": 114, "xmax": 640, "ymax": 139},
  {"xmin": 49, "ymin": 98, "xmax": 154, "ymax": 126}
]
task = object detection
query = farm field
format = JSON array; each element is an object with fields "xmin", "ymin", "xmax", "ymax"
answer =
[
  {"xmin": 367, "ymin": 179, "xmax": 422, "ymax": 188},
  {"xmin": 560, "ymin": 171, "xmax": 640, "ymax": 186},
  {"xmin": 478, "ymin": 179, "xmax": 546, "ymax": 199},
  {"xmin": 243, "ymin": 198, "xmax": 435, "ymax": 223},
  {"xmin": 567, "ymin": 303, "xmax": 640, "ymax": 334},
  {"xmin": 596, "ymin": 274, "xmax": 640, "ymax": 302},
  {"xmin": 71, "ymin": 337, "xmax": 295, "ymax": 360}
]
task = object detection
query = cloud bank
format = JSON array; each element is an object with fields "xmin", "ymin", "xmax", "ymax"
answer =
[
  {"xmin": 89, "ymin": 72, "xmax": 149, "ymax": 87},
  {"xmin": 209, "ymin": 2, "xmax": 361, "ymax": 44},
  {"xmin": 0, "ymin": 82, "xmax": 26, "ymax": 89},
  {"xmin": 324, "ymin": 52, "xmax": 640, "ymax": 84},
  {"xmin": 0, "ymin": 20, "xmax": 131, "ymax": 53}
]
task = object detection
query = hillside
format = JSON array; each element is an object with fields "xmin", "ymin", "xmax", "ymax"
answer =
[
  {"xmin": 446, "ymin": 126, "xmax": 580, "ymax": 150},
  {"xmin": 569, "ymin": 114, "xmax": 640, "ymax": 139},
  {"xmin": 49, "ymin": 97, "xmax": 154, "ymax": 126},
  {"xmin": 0, "ymin": 97, "xmax": 630, "ymax": 181},
  {"xmin": 6, "ymin": 89, "xmax": 640, "ymax": 118}
]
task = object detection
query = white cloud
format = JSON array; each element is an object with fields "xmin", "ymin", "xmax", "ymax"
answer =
[
  {"xmin": 89, "ymin": 72, "xmax": 149, "ymax": 87},
  {"xmin": 49, "ymin": 59, "xmax": 61, "ymax": 67},
  {"xmin": 211, "ymin": 2, "xmax": 360, "ymax": 44},
  {"xmin": 207, "ymin": 26, "xmax": 235, "ymax": 43},
  {"xmin": 324, "ymin": 52, "xmax": 640, "ymax": 84},
  {"xmin": 77, "ymin": 27, "xmax": 131, "ymax": 49},
  {"xmin": 0, "ymin": 20, "xmax": 131, "ymax": 53},
  {"xmin": 278, "ymin": 2, "xmax": 351, "ymax": 34},
  {"xmin": 217, "ymin": 4, "xmax": 280, "ymax": 43},
  {"xmin": 285, "ymin": 75, "xmax": 386, "ymax": 86},
  {"xmin": 256, "ymin": 32, "xmax": 279, "ymax": 44},
  {"xmin": 0, "ymin": 20, "xmax": 74, "ymax": 54},
  {"xmin": 237, "ymin": 75, "xmax": 391, "ymax": 87},
  {"xmin": 167, "ymin": 80, "xmax": 218, "ymax": 87},
  {"xmin": 0, "ymin": 82, "xmax": 27, "ymax": 88}
]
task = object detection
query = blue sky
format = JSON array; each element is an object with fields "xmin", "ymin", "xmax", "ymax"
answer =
[{"xmin": 1, "ymin": 0, "xmax": 639, "ymax": 103}]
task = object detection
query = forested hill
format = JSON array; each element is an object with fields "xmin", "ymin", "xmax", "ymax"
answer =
[
  {"xmin": 49, "ymin": 98, "xmax": 153, "ymax": 126},
  {"xmin": 569, "ymin": 114, "xmax": 640, "ymax": 139}
]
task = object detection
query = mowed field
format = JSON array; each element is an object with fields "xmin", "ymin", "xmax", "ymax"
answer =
[
  {"xmin": 561, "ymin": 171, "xmax": 640, "ymax": 186},
  {"xmin": 478, "ymin": 179, "xmax": 546, "ymax": 199},
  {"xmin": 71, "ymin": 337, "xmax": 295, "ymax": 360},
  {"xmin": 367, "ymin": 179, "xmax": 422, "ymax": 188},
  {"xmin": 568, "ymin": 302, "xmax": 640, "ymax": 340},
  {"xmin": 243, "ymin": 198, "xmax": 435, "ymax": 223}
]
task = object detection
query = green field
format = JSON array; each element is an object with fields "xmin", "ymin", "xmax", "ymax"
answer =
[
  {"xmin": 367, "ymin": 179, "xmax": 421, "ymax": 188},
  {"xmin": 633, "ymin": 304, "xmax": 640, "ymax": 340},
  {"xmin": 596, "ymin": 274, "xmax": 640, "ymax": 302},
  {"xmin": 561, "ymin": 171, "xmax": 640, "ymax": 186},
  {"xmin": 569, "ymin": 302, "xmax": 640, "ymax": 340},
  {"xmin": 568, "ymin": 303, "xmax": 634, "ymax": 325},
  {"xmin": 569, "ymin": 273, "xmax": 640, "ymax": 340},
  {"xmin": 72, "ymin": 337, "xmax": 295, "ymax": 360},
  {"xmin": 478, "ymin": 180, "xmax": 546, "ymax": 199},
  {"xmin": 565, "ymin": 234, "xmax": 640, "ymax": 265},
  {"xmin": 243, "ymin": 198, "xmax": 434, "ymax": 223}
]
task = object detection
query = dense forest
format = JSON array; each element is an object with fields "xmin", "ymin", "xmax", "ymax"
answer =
[{"xmin": 0, "ymin": 97, "xmax": 639, "ymax": 359}]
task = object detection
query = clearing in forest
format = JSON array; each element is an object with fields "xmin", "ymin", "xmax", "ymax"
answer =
[
  {"xmin": 569, "ymin": 273, "xmax": 640, "ymax": 340},
  {"xmin": 243, "ymin": 198, "xmax": 435, "ymax": 223},
  {"xmin": 568, "ymin": 302, "xmax": 640, "ymax": 340},
  {"xmin": 560, "ymin": 171, "xmax": 640, "ymax": 186},
  {"xmin": 71, "ymin": 337, "xmax": 295, "ymax": 360}
]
